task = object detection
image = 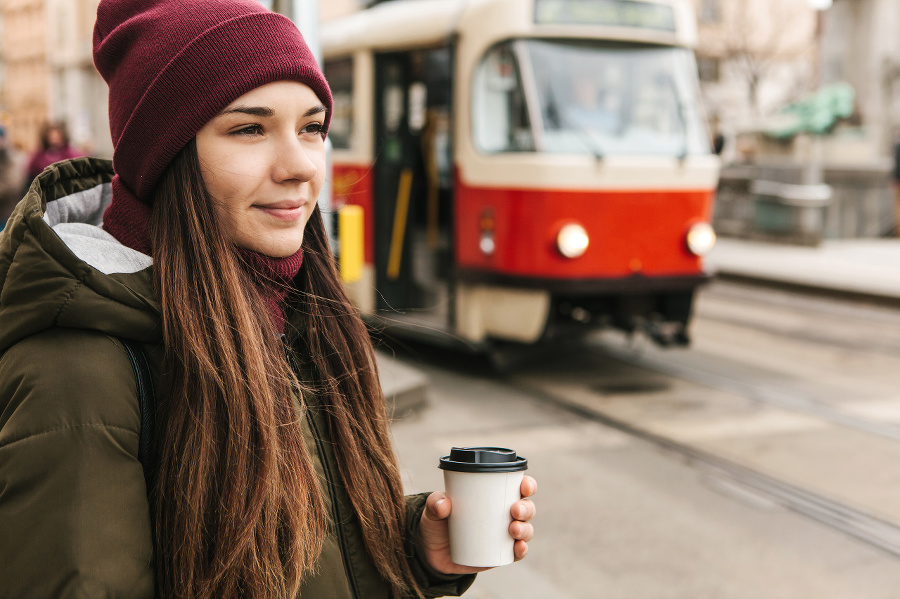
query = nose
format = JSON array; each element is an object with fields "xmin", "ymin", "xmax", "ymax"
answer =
[{"xmin": 272, "ymin": 135, "xmax": 319, "ymax": 184}]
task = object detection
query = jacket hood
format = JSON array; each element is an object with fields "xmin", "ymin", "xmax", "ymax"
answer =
[{"xmin": 0, "ymin": 158, "xmax": 161, "ymax": 354}]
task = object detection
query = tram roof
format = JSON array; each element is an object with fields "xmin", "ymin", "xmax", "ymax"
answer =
[{"xmin": 321, "ymin": 0, "xmax": 698, "ymax": 57}]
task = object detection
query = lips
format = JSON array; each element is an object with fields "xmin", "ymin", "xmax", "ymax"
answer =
[
  {"xmin": 258, "ymin": 200, "xmax": 306, "ymax": 210},
  {"xmin": 255, "ymin": 200, "xmax": 307, "ymax": 221}
]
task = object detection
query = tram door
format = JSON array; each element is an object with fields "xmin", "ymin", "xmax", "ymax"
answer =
[{"xmin": 373, "ymin": 49, "xmax": 454, "ymax": 317}]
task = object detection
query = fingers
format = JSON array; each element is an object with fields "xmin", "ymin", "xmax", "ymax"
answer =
[
  {"xmin": 520, "ymin": 475, "xmax": 537, "ymax": 498},
  {"xmin": 509, "ymin": 519, "xmax": 534, "ymax": 543},
  {"xmin": 425, "ymin": 491, "xmax": 452, "ymax": 521},
  {"xmin": 511, "ymin": 498, "xmax": 536, "ymax": 522},
  {"xmin": 514, "ymin": 539, "xmax": 529, "ymax": 561},
  {"xmin": 510, "ymin": 491, "xmax": 535, "ymax": 563}
]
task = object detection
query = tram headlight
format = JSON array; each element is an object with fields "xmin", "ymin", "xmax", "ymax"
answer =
[
  {"xmin": 479, "ymin": 208, "xmax": 496, "ymax": 256},
  {"xmin": 686, "ymin": 222, "xmax": 716, "ymax": 256},
  {"xmin": 479, "ymin": 232, "xmax": 495, "ymax": 256},
  {"xmin": 557, "ymin": 223, "xmax": 589, "ymax": 259}
]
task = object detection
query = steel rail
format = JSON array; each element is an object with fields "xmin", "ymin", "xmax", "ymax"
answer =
[
  {"xmin": 507, "ymin": 375, "xmax": 900, "ymax": 558},
  {"xmin": 593, "ymin": 339, "xmax": 900, "ymax": 444}
]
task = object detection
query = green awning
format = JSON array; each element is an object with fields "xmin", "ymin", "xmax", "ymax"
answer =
[{"xmin": 764, "ymin": 82, "xmax": 855, "ymax": 138}]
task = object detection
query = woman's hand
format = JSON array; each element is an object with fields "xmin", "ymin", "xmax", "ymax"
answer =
[{"xmin": 419, "ymin": 475, "xmax": 537, "ymax": 575}]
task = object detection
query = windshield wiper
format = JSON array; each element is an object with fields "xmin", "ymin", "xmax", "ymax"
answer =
[
  {"xmin": 574, "ymin": 128, "xmax": 605, "ymax": 163},
  {"xmin": 545, "ymin": 88, "xmax": 604, "ymax": 162},
  {"xmin": 658, "ymin": 74, "xmax": 688, "ymax": 165}
]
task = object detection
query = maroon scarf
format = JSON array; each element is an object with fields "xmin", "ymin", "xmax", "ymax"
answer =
[{"xmin": 103, "ymin": 176, "xmax": 302, "ymax": 331}]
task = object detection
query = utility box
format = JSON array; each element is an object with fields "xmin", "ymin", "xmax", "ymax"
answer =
[{"xmin": 750, "ymin": 179, "xmax": 832, "ymax": 245}]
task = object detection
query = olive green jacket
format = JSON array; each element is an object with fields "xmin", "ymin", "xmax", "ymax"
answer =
[{"xmin": 0, "ymin": 158, "xmax": 474, "ymax": 598}]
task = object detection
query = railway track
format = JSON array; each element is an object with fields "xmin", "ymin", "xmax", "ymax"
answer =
[
  {"xmin": 497, "ymin": 282, "xmax": 900, "ymax": 560},
  {"xmin": 593, "ymin": 339, "xmax": 900, "ymax": 443},
  {"xmin": 508, "ymin": 369, "xmax": 900, "ymax": 559},
  {"xmin": 382, "ymin": 279, "xmax": 900, "ymax": 561}
]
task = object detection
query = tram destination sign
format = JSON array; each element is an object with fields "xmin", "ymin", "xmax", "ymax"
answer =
[{"xmin": 534, "ymin": 0, "xmax": 677, "ymax": 32}]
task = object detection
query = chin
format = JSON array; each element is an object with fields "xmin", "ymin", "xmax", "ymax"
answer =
[
  {"xmin": 260, "ymin": 238, "xmax": 305, "ymax": 258},
  {"xmin": 237, "ymin": 228, "xmax": 306, "ymax": 258},
  {"xmin": 257, "ymin": 246, "xmax": 302, "ymax": 258}
]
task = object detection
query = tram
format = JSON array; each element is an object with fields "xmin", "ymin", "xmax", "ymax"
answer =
[{"xmin": 322, "ymin": 0, "xmax": 719, "ymax": 349}]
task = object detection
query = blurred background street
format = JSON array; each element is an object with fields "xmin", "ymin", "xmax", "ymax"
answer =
[
  {"xmin": 4, "ymin": 0, "xmax": 900, "ymax": 596},
  {"xmin": 386, "ymin": 270, "xmax": 900, "ymax": 597}
]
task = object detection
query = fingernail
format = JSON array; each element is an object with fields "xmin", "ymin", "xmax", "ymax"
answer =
[{"xmin": 435, "ymin": 498, "xmax": 445, "ymax": 510}]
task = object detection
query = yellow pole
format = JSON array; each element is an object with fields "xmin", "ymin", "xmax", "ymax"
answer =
[
  {"xmin": 338, "ymin": 204, "xmax": 364, "ymax": 283},
  {"xmin": 387, "ymin": 169, "xmax": 413, "ymax": 281}
]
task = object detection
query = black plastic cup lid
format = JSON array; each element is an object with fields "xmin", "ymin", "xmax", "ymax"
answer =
[{"xmin": 439, "ymin": 447, "xmax": 528, "ymax": 473}]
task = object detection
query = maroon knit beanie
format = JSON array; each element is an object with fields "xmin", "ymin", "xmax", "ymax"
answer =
[{"xmin": 93, "ymin": 0, "xmax": 332, "ymax": 204}]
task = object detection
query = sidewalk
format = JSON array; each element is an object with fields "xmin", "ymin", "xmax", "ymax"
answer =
[
  {"xmin": 376, "ymin": 350, "xmax": 429, "ymax": 418},
  {"xmin": 705, "ymin": 237, "xmax": 900, "ymax": 303}
]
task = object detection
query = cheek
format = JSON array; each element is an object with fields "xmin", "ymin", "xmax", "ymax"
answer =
[{"xmin": 202, "ymin": 152, "xmax": 267, "ymax": 203}]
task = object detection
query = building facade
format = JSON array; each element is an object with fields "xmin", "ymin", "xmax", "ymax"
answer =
[
  {"xmin": 0, "ymin": 0, "xmax": 49, "ymax": 153},
  {"xmin": 47, "ymin": 0, "xmax": 110, "ymax": 158},
  {"xmin": 0, "ymin": 0, "xmax": 109, "ymax": 157},
  {"xmin": 819, "ymin": 0, "xmax": 900, "ymax": 157}
]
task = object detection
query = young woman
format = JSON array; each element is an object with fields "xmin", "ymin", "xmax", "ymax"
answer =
[{"xmin": 0, "ymin": 0, "xmax": 535, "ymax": 598}]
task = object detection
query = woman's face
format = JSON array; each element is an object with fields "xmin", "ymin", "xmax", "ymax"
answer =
[
  {"xmin": 47, "ymin": 127, "xmax": 66, "ymax": 148},
  {"xmin": 195, "ymin": 80, "xmax": 327, "ymax": 257}
]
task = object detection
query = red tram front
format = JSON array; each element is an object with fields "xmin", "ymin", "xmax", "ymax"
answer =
[{"xmin": 323, "ymin": 0, "xmax": 719, "ymax": 349}]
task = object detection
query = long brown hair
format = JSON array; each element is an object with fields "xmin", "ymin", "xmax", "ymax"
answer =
[{"xmin": 148, "ymin": 140, "xmax": 422, "ymax": 598}]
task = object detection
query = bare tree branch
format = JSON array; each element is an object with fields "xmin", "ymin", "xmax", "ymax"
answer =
[{"xmin": 714, "ymin": 0, "xmax": 815, "ymax": 112}]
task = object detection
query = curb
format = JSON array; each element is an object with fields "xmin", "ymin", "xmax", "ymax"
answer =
[
  {"xmin": 712, "ymin": 270, "xmax": 900, "ymax": 309},
  {"xmin": 375, "ymin": 351, "xmax": 429, "ymax": 419}
]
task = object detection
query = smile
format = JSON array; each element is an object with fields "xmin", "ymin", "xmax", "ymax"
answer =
[{"xmin": 255, "ymin": 202, "xmax": 306, "ymax": 222}]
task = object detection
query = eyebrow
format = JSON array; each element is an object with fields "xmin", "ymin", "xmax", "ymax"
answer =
[
  {"xmin": 218, "ymin": 104, "xmax": 328, "ymax": 118},
  {"xmin": 304, "ymin": 105, "xmax": 328, "ymax": 118},
  {"xmin": 220, "ymin": 106, "xmax": 273, "ymax": 117}
]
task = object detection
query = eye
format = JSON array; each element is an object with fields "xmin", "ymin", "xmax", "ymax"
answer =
[
  {"xmin": 301, "ymin": 122, "xmax": 325, "ymax": 137},
  {"xmin": 229, "ymin": 124, "xmax": 263, "ymax": 137}
]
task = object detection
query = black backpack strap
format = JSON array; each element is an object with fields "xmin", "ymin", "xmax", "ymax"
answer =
[{"xmin": 120, "ymin": 339, "xmax": 155, "ymax": 485}]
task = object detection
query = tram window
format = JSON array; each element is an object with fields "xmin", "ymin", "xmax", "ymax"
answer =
[
  {"xmin": 524, "ymin": 40, "xmax": 711, "ymax": 157},
  {"xmin": 409, "ymin": 82, "xmax": 427, "ymax": 133},
  {"xmin": 472, "ymin": 42, "xmax": 534, "ymax": 154},
  {"xmin": 324, "ymin": 57, "xmax": 353, "ymax": 150}
]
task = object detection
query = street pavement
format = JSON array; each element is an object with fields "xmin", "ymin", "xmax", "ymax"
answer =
[
  {"xmin": 373, "ymin": 234, "xmax": 900, "ymax": 595},
  {"xmin": 376, "ymin": 350, "xmax": 428, "ymax": 417},
  {"xmin": 388, "ymin": 328, "xmax": 900, "ymax": 598}
]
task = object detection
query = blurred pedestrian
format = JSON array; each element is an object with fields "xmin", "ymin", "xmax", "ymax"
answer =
[
  {"xmin": 0, "ymin": 0, "xmax": 535, "ymax": 597},
  {"xmin": 712, "ymin": 131, "xmax": 725, "ymax": 156},
  {"xmin": 0, "ymin": 127, "xmax": 23, "ymax": 229},
  {"xmin": 23, "ymin": 121, "xmax": 85, "ymax": 185}
]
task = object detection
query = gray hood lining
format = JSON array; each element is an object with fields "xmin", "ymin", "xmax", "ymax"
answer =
[{"xmin": 43, "ymin": 182, "xmax": 153, "ymax": 275}]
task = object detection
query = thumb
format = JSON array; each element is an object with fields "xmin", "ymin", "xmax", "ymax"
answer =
[{"xmin": 425, "ymin": 491, "xmax": 452, "ymax": 521}]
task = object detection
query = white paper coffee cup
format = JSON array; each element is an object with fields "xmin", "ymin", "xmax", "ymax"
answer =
[{"xmin": 439, "ymin": 447, "xmax": 528, "ymax": 568}]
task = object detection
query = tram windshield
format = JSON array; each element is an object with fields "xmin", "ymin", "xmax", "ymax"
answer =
[{"xmin": 472, "ymin": 39, "xmax": 711, "ymax": 157}]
